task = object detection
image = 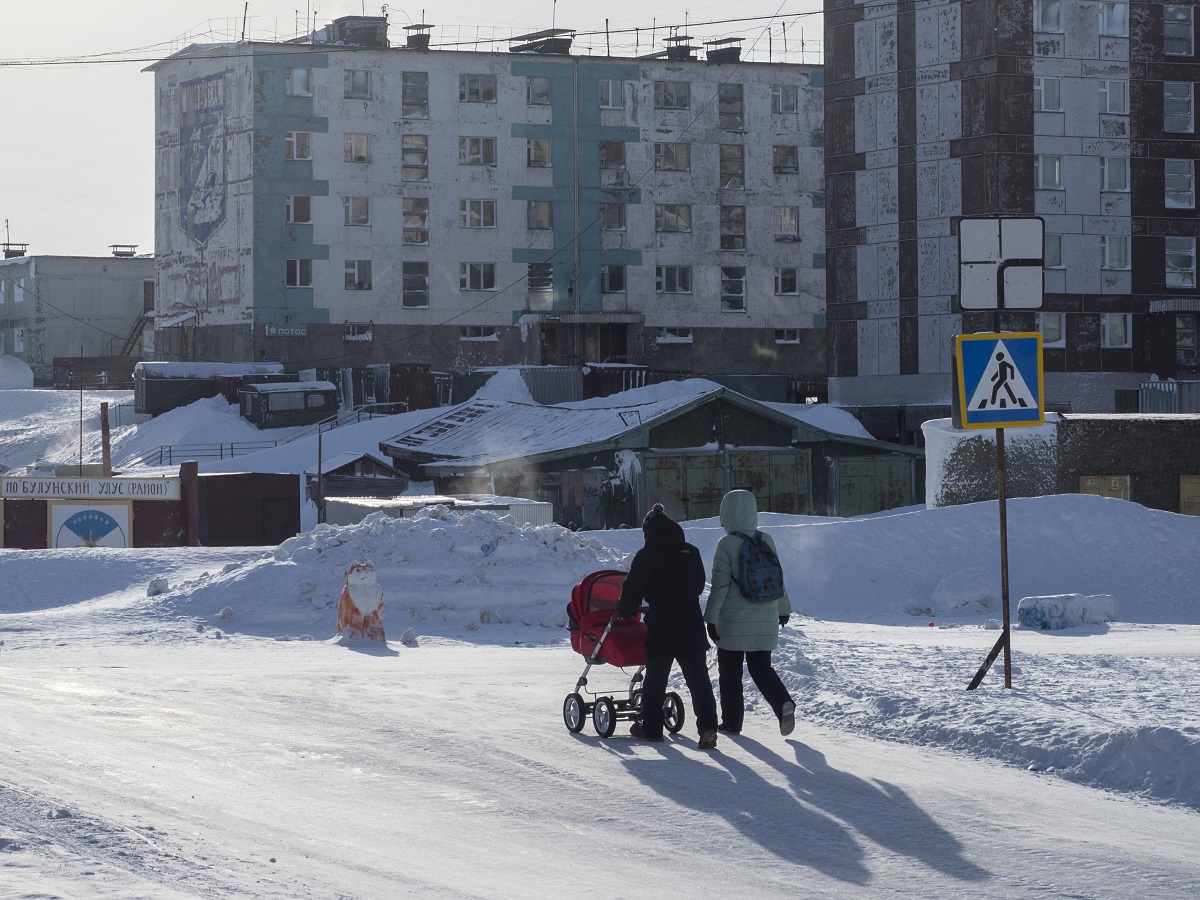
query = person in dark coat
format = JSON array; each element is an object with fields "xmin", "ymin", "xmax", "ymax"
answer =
[{"xmin": 616, "ymin": 503, "xmax": 719, "ymax": 749}]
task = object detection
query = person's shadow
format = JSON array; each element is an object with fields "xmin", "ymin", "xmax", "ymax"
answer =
[
  {"xmin": 741, "ymin": 738, "xmax": 991, "ymax": 883},
  {"xmin": 622, "ymin": 742, "xmax": 872, "ymax": 884}
]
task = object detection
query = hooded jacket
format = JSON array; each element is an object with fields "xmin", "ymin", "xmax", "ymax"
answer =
[
  {"xmin": 617, "ymin": 504, "xmax": 709, "ymax": 655},
  {"xmin": 704, "ymin": 490, "xmax": 792, "ymax": 652}
]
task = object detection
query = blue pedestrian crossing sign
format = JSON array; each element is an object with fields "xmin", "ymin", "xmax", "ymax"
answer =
[{"xmin": 954, "ymin": 332, "xmax": 1044, "ymax": 429}]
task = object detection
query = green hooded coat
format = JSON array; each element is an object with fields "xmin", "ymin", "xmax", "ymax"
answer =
[{"xmin": 704, "ymin": 490, "xmax": 792, "ymax": 652}]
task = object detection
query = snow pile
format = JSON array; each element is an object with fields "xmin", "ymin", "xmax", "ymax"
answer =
[
  {"xmin": 160, "ymin": 505, "xmax": 627, "ymax": 637},
  {"xmin": 0, "ymin": 355, "xmax": 34, "ymax": 389},
  {"xmin": 472, "ymin": 368, "xmax": 538, "ymax": 404},
  {"xmin": 1017, "ymin": 593, "xmax": 1118, "ymax": 630}
]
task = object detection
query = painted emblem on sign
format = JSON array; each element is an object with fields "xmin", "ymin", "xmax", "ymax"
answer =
[{"xmin": 56, "ymin": 509, "xmax": 127, "ymax": 548}]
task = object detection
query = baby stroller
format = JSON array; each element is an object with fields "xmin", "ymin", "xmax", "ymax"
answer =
[{"xmin": 562, "ymin": 569, "xmax": 685, "ymax": 738}]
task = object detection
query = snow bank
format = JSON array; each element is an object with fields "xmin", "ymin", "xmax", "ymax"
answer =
[
  {"xmin": 1017, "ymin": 593, "xmax": 1118, "ymax": 630},
  {"xmin": 0, "ymin": 355, "xmax": 34, "ymax": 389}
]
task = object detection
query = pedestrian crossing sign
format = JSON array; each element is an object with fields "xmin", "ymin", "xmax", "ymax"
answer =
[{"xmin": 954, "ymin": 332, "xmax": 1044, "ymax": 429}]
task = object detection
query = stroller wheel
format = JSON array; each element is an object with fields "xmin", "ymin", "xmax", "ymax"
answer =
[
  {"xmin": 563, "ymin": 693, "xmax": 586, "ymax": 733},
  {"xmin": 592, "ymin": 697, "xmax": 617, "ymax": 738},
  {"xmin": 630, "ymin": 689, "xmax": 645, "ymax": 715},
  {"xmin": 663, "ymin": 692, "xmax": 685, "ymax": 734}
]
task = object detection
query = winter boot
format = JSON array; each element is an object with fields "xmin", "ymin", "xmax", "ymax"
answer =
[
  {"xmin": 779, "ymin": 700, "xmax": 796, "ymax": 737},
  {"xmin": 698, "ymin": 730, "xmax": 718, "ymax": 750},
  {"xmin": 630, "ymin": 722, "xmax": 664, "ymax": 742}
]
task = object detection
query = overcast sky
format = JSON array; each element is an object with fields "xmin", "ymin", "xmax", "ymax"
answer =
[{"xmin": 1, "ymin": 0, "xmax": 822, "ymax": 259}]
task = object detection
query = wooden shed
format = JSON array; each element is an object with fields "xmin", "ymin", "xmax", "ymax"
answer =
[
  {"xmin": 378, "ymin": 381, "xmax": 923, "ymax": 528},
  {"xmin": 239, "ymin": 381, "xmax": 339, "ymax": 429}
]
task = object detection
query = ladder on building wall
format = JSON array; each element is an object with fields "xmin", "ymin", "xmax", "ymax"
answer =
[{"xmin": 118, "ymin": 314, "xmax": 151, "ymax": 357}]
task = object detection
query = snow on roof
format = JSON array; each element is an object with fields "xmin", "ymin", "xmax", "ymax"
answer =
[
  {"xmin": 135, "ymin": 362, "xmax": 285, "ymax": 378},
  {"xmin": 304, "ymin": 450, "xmax": 398, "ymax": 476},
  {"xmin": 244, "ymin": 380, "xmax": 336, "ymax": 393}
]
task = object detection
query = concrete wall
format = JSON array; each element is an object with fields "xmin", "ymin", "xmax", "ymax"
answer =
[{"xmin": 0, "ymin": 256, "xmax": 153, "ymax": 384}]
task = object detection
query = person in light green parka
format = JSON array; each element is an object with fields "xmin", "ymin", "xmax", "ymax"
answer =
[{"xmin": 704, "ymin": 489, "xmax": 797, "ymax": 736}]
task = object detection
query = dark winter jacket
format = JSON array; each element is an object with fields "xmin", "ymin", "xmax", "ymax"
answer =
[
  {"xmin": 705, "ymin": 489, "xmax": 793, "ymax": 652},
  {"xmin": 617, "ymin": 504, "xmax": 710, "ymax": 656}
]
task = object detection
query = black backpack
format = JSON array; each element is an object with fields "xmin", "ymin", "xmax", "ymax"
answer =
[{"xmin": 731, "ymin": 531, "xmax": 786, "ymax": 603}]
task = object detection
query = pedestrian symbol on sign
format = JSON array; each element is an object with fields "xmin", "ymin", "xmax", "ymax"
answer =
[{"xmin": 954, "ymin": 332, "xmax": 1044, "ymax": 429}]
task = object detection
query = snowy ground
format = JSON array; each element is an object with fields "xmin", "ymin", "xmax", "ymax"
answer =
[{"xmin": 3, "ymin": 386, "xmax": 1200, "ymax": 897}]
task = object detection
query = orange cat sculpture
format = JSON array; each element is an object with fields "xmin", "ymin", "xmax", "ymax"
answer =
[{"xmin": 336, "ymin": 560, "xmax": 386, "ymax": 641}]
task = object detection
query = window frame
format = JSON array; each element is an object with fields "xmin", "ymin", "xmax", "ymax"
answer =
[
  {"xmin": 600, "ymin": 140, "xmax": 626, "ymax": 170},
  {"xmin": 1101, "ymin": 312, "xmax": 1133, "ymax": 349},
  {"xmin": 527, "ymin": 138, "xmax": 552, "ymax": 168},
  {"xmin": 719, "ymin": 144, "xmax": 745, "ymax": 189},
  {"xmin": 1099, "ymin": 2, "xmax": 1128, "ymax": 38},
  {"xmin": 527, "ymin": 76, "xmax": 552, "ymax": 105},
  {"xmin": 285, "ymin": 258, "xmax": 313, "ymax": 287},
  {"xmin": 459, "ymin": 262, "xmax": 497, "ymax": 292},
  {"xmin": 458, "ymin": 136, "xmax": 497, "ymax": 166},
  {"xmin": 773, "ymin": 145, "xmax": 800, "ymax": 175},
  {"xmin": 771, "ymin": 83, "xmax": 798, "ymax": 114},
  {"xmin": 459, "ymin": 199, "xmax": 497, "ymax": 229},
  {"xmin": 1039, "ymin": 311, "xmax": 1066, "ymax": 348},
  {"xmin": 1165, "ymin": 5, "xmax": 1195, "ymax": 57},
  {"xmin": 600, "ymin": 264, "xmax": 626, "ymax": 294},
  {"xmin": 1176, "ymin": 313, "xmax": 1198, "ymax": 365},
  {"xmin": 402, "ymin": 134, "xmax": 429, "ymax": 182},
  {"xmin": 285, "ymin": 195, "xmax": 312, "ymax": 224},
  {"xmin": 1165, "ymin": 158, "xmax": 1196, "ymax": 209},
  {"xmin": 284, "ymin": 131, "xmax": 312, "ymax": 161},
  {"xmin": 720, "ymin": 266, "xmax": 747, "ymax": 312},
  {"xmin": 344, "ymin": 259, "xmax": 373, "ymax": 290},
  {"xmin": 599, "ymin": 79, "xmax": 624, "ymax": 109},
  {"xmin": 1100, "ymin": 79, "xmax": 1129, "ymax": 115},
  {"xmin": 1102, "ymin": 156, "xmax": 1130, "ymax": 192},
  {"xmin": 403, "ymin": 197, "xmax": 429, "ymax": 245},
  {"xmin": 655, "ymin": 327, "xmax": 694, "ymax": 344},
  {"xmin": 343, "ymin": 196, "xmax": 370, "ymax": 226},
  {"xmin": 655, "ymin": 142, "xmax": 691, "ymax": 172},
  {"xmin": 601, "ymin": 203, "xmax": 626, "ymax": 231},
  {"xmin": 1101, "ymin": 234, "xmax": 1131, "ymax": 271},
  {"xmin": 655, "ymin": 204, "xmax": 692, "ymax": 233},
  {"xmin": 774, "ymin": 329, "xmax": 801, "ymax": 345},
  {"xmin": 344, "ymin": 133, "xmax": 371, "ymax": 163},
  {"xmin": 1034, "ymin": 76, "xmax": 1063, "ymax": 112},
  {"xmin": 344, "ymin": 69, "xmax": 371, "ymax": 100},
  {"xmin": 1044, "ymin": 233, "xmax": 1065, "ymax": 269},
  {"xmin": 286, "ymin": 67, "xmax": 312, "ymax": 97},
  {"xmin": 718, "ymin": 83, "xmax": 744, "ymax": 129},
  {"xmin": 654, "ymin": 80, "xmax": 690, "ymax": 110},
  {"xmin": 527, "ymin": 200, "xmax": 553, "ymax": 230},
  {"xmin": 1166, "ymin": 236, "xmax": 1198, "ymax": 288},
  {"xmin": 402, "ymin": 71, "xmax": 429, "ymax": 117},
  {"xmin": 459, "ymin": 73, "xmax": 497, "ymax": 103},
  {"xmin": 656, "ymin": 265, "xmax": 692, "ymax": 294},
  {"xmin": 402, "ymin": 261, "xmax": 430, "ymax": 308},
  {"xmin": 775, "ymin": 267, "xmax": 801, "ymax": 295},
  {"xmin": 1034, "ymin": 0, "xmax": 1063, "ymax": 33},
  {"xmin": 774, "ymin": 206, "xmax": 801, "ymax": 242},
  {"xmin": 460, "ymin": 325, "xmax": 499, "ymax": 342},
  {"xmin": 1035, "ymin": 154, "xmax": 1063, "ymax": 190},
  {"xmin": 1165, "ymin": 82, "xmax": 1194, "ymax": 133}
]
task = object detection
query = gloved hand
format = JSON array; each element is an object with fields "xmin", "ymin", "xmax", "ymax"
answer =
[
  {"xmin": 706, "ymin": 623, "xmax": 720, "ymax": 644},
  {"xmin": 779, "ymin": 615, "xmax": 789, "ymax": 627}
]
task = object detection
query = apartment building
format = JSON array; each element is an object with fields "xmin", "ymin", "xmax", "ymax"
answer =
[
  {"xmin": 149, "ymin": 16, "xmax": 826, "ymax": 383},
  {"xmin": 824, "ymin": 0, "xmax": 1200, "ymax": 443}
]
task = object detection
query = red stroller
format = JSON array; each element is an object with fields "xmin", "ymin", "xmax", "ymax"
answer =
[{"xmin": 562, "ymin": 569, "xmax": 685, "ymax": 738}]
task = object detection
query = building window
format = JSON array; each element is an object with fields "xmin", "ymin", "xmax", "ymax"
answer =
[
  {"xmin": 655, "ymin": 142, "xmax": 691, "ymax": 172},
  {"xmin": 1099, "ymin": 2, "xmax": 1128, "ymax": 37},
  {"xmin": 285, "ymin": 131, "xmax": 311, "ymax": 160},
  {"xmin": 721, "ymin": 205, "xmax": 746, "ymax": 250},
  {"xmin": 343, "ymin": 322, "xmax": 373, "ymax": 343},
  {"xmin": 459, "ymin": 74, "xmax": 496, "ymax": 103},
  {"xmin": 601, "ymin": 265, "xmax": 626, "ymax": 293},
  {"xmin": 1045, "ymin": 233, "xmax": 1064, "ymax": 269},
  {"xmin": 345, "ymin": 69, "xmax": 371, "ymax": 99},
  {"xmin": 527, "ymin": 263, "xmax": 553, "ymax": 291},
  {"xmin": 775, "ymin": 267, "xmax": 800, "ymax": 295},
  {"xmin": 1100, "ymin": 79, "xmax": 1129, "ymax": 115},
  {"xmin": 402, "ymin": 71, "xmax": 429, "ymax": 117},
  {"xmin": 654, "ymin": 80, "xmax": 690, "ymax": 110},
  {"xmin": 286, "ymin": 67, "xmax": 312, "ymax": 97},
  {"xmin": 601, "ymin": 203, "xmax": 625, "ymax": 231},
  {"xmin": 720, "ymin": 144, "xmax": 745, "ymax": 189},
  {"xmin": 1166, "ymin": 158, "xmax": 1196, "ymax": 208},
  {"xmin": 656, "ymin": 265, "xmax": 692, "ymax": 294},
  {"xmin": 460, "ymin": 199, "xmax": 497, "ymax": 228},
  {"xmin": 344, "ymin": 133, "xmax": 370, "ymax": 162},
  {"xmin": 1034, "ymin": 0, "xmax": 1062, "ymax": 33},
  {"xmin": 1039, "ymin": 312, "xmax": 1066, "ymax": 348},
  {"xmin": 1102, "ymin": 234, "xmax": 1130, "ymax": 270},
  {"xmin": 345, "ymin": 260, "xmax": 372, "ymax": 290},
  {"xmin": 1165, "ymin": 6, "xmax": 1195, "ymax": 56},
  {"xmin": 775, "ymin": 329, "xmax": 801, "ymax": 344},
  {"xmin": 343, "ymin": 196, "xmax": 370, "ymax": 226},
  {"xmin": 1166, "ymin": 236, "xmax": 1197, "ymax": 287},
  {"xmin": 285, "ymin": 195, "xmax": 311, "ymax": 224},
  {"xmin": 402, "ymin": 134, "xmax": 429, "ymax": 181},
  {"xmin": 721, "ymin": 267, "xmax": 747, "ymax": 312},
  {"xmin": 773, "ymin": 145, "xmax": 800, "ymax": 175},
  {"xmin": 774, "ymin": 206, "xmax": 800, "ymax": 242},
  {"xmin": 528, "ymin": 76, "xmax": 551, "ymax": 105},
  {"xmin": 13, "ymin": 328, "xmax": 24, "ymax": 352},
  {"xmin": 527, "ymin": 200, "xmax": 552, "ymax": 230},
  {"xmin": 1165, "ymin": 82, "xmax": 1194, "ymax": 133},
  {"xmin": 1102, "ymin": 157, "xmax": 1129, "ymax": 192},
  {"xmin": 527, "ymin": 138, "xmax": 552, "ymax": 167},
  {"xmin": 1035, "ymin": 154, "xmax": 1063, "ymax": 189},
  {"xmin": 655, "ymin": 204, "xmax": 691, "ymax": 233},
  {"xmin": 459, "ymin": 136, "xmax": 496, "ymax": 166},
  {"xmin": 461, "ymin": 325, "xmax": 498, "ymax": 341},
  {"xmin": 600, "ymin": 141, "xmax": 625, "ymax": 169},
  {"xmin": 599, "ymin": 79, "xmax": 624, "ymax": 108},
  {"xmin": 772, "ymin": 83, "xmax": 798, "ymax": 114},
  {"xmin": 403, "ymin": 198, "xmax": 429, "ymax": 244},
  {"xmin": 1101, "ymin": 312, "xmax": 1132, "ymax": 348},
  {"xmin": 286, "ymin": 259, "xmax": 313, "ymax": 287},
  {"xmin": 1177, "ymin": 314, "xmax": 1197, "ymax": 364},
  {"xmin": 656, "ymin": 327, "xmax": 693, "ymax": 344},
  {"xmin": 403, "ymin": 261, "xmax": 429, "ymax": 308},
  {"xmin": 1034, "ymin": 77, "xmax": 1063, "ymax": 112},
  {"xmin": 459, "ymin": 263, "xmax": 496, "ymax": 291},
  {"xmin": 718, "ymin": 83, "xmax": 744, "ymax": 129}
]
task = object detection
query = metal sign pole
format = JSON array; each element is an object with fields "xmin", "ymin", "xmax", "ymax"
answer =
[{"xmin": 967, "ymin": 426, "xmax": 1013, "ymax": 691}]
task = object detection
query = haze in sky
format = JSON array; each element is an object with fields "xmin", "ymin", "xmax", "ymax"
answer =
[{"xmin": 1, "ymin": 0, "xmax": 822, "ymax": 259}]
